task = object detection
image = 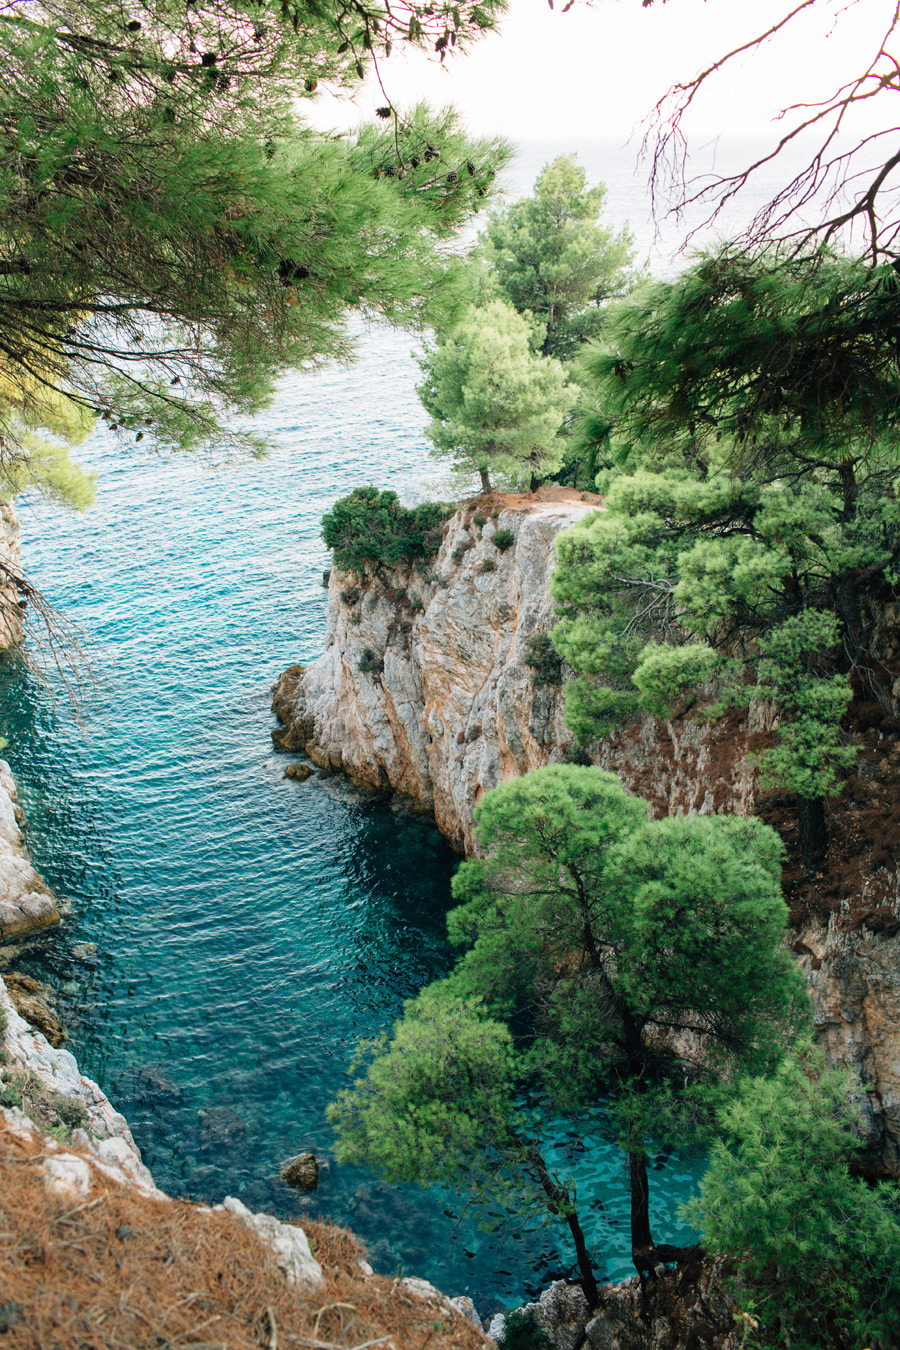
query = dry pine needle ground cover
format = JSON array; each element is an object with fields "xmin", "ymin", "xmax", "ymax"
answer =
[{"xmin": 0, "ymin": 1118, "xmax": 488, "ymax": 1350}]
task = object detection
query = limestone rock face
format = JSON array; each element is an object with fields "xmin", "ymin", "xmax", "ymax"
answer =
[
  {"xmin": 273, "ymin": 493, "xmax": 596, "ymax": 853},
  {"xmin": 0, "ymin": 758, "xmax": 59, "ymax": 943},
  {"xmin": 792, "ymin": 911, "xmax": 900, "ymax": 1175},
  {"xmin": 1, "ymin": 971, "xmax": 139, "ymax": 1150},
  {"xmin": 274, "ymin": 492, "xmax": 900, "ymax": 1174},
  {"xmin": 221, "ymin": 1196, "xmax": 324, "ymax": 1288},
  {"xmin": 0, "ymin": 499, "xmax": 23, "ymax": 651}
]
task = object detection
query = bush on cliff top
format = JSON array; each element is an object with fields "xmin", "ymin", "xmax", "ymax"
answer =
[{"xmin": 322, "ymin": 487, "xmax": 451, "ymax": 576}]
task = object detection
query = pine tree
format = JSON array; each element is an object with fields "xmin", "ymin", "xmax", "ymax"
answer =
[
  {"xmin": 552, "ymin": 248, "xmax": 900, "ymax": 868},
  {"xmin": 0, "ymin": 0, "xmax": 511, "ymax": 499},
  {"xmin": 416, "ymin": 298, "xmax": 576, "ymax": 492},
  {"xmin": 330, "ymin": 765, "xmax": 806, "ymax": 1289},
  {"xmin": 476, "ymin": 155, "xmax": 636, "ymax": 361},
  {"xmin": 692, "ymin": 1049, "xmax": 900, "ymax": 1348}
]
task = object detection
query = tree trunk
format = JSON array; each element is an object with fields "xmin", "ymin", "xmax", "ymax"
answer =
[
  {"xmin": 529, "ymin": 474, "xmax": 543, "ymax": 493},
  {"xmin": 565, "ymin": 1209, "xmax": 601, "ymax": 1310},
  {"xmin": 527, "ymin": 1146, "xmax": 600, "ymax": 1309},
  {"xmin": 629, "ymin": 1150, "xmax": 655, "ymax": 1273},
  {"xmin": 479, "ymin": 466, "xmax": 492, "ymax": 494},
  {"xmin": 798, "ymin": 795, "xmax": 827, "ymax": 873}
]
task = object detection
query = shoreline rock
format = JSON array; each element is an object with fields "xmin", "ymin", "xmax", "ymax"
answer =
[
  {"xmin": 272, "ymin": 490, "xmax": 596, "ymax": 853},
  {"xmin": 0, "ymin": 757, "xmax": 60, "ymax": 944}
]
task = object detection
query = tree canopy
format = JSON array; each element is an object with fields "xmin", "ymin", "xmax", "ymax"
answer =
[
  {"xmin": 416, "ymin": 298, "xmax": 576, "ymax": 492},
  {"xmin": 330, "ymin": 765, "xmax": 806, "ymax": 1292},
  {"xmin": 321, "ymin": 486, "xmax": 450, "ymax": 575},
  {"xmin": 693, "ymin": 1049, "xmax": 900, "ymax": 1348},
  {"xmin": 0, "ymin": 0, "xmax": 511, "ymax": 506},
  {"xmin": 552, "ymin": 248, "xmax": 900, "ymax": 867},
  {"xmin": 475, "ymin": 154, "xmax": 636, "ymax": 361}
]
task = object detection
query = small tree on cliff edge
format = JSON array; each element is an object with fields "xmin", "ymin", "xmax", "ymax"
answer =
[
  {"xmin": 416, "ymin": 299, "xmax": 576, "ymax": 493},
  {"xmin": 329, "ymin": 766, "xmax": 807, "ymax": 1294}
]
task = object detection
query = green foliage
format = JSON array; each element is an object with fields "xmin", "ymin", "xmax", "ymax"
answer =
[
  {"xmin": 329, "ymin": 986, "xmax": 518, "ymax": 1191},
  {"xmin": 332, "ymin": 764, "xmax": 807, "ymax": 1278},
  {"xmin": 322, "ymin": 487, "xmax": 450, "ymax": 576},
  {"xmin": 481, "ymin": 558, "xmax": 495, "ymax": 573},
  {"xmin": 0, "ymin": 1066, "xmax": 88, "ymax": 1137},
  {"xmin": 585, "ymin": 246, "xmax": 900, "ymax": 468},
  {"xmin": 630, "ymin": 643, "xmax": 720, "ymax": 719},
  {"xmin": 693, "ymin": 1050, "xmax": 900, "ymax": 1348},
  {"xmin": 492, "ymin": 527, "xmax": 515, "ymax": 551},
  {"xmin": 551, "ymin": 312, "xmax": 900, "ymax": 822},
  {"xmin": 417, "ymin": 299, "xmax": 576, "ymax": 491},
  {"xmin": 476, "ymin": 155, "xmax": 637, "ymax": 361},
  {"xmin": 472, "ymin": 511, "xmax": 487, "ymax": 527},
  {"xmin": 0, "ymin": 0, "xmax": 511, "ymax": 485},
  {"xmin": 523, "ymin": 631, "xmax": 563, "ymax": 687},
  {"xmin": 752, "ymin": 612, "xmax": 856, "ymax": 800},
  {"xmin": 499, "ymin": 1310, "xmax": 551, "ymax": 1350},
  {"xmin": 358, "ymin": 648, "xmax": 383, "ymax": 675}
]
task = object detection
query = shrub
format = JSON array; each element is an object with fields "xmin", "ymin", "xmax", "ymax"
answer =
[
  {"xmin": 499, "ymin": 1310, "xmax": 551, "ymax": 1350},
  {"xmin": 472, "ymin": 511, "xmax": 487, "ymax": 527},
  {"xmin": 693, "ymin": 1050, "xmax": 900, "ymax": 1348},
  {"xmin": 322, "ymin": 486, "xmax": 451, "ymax": 576},
  {"xmin": 466, "ymin": 725, "xmax": 481, "ymax": 742},
  {"xmin": 492, "ymin": 527, "xmax": 514, "ymax": 551},
  {"xmin": 340, "ymin": 586, "xmax": 361, "ymax": 606},
  {"xmin": 524, "ymin": 631, "xmax": 563, "ymax": 687},
  {"xmin": 481, "ymin": 558, "xmax": 496, "ymax": 573},
  {"xmin": 358, "ymin": 649, "xmax": 384, "ymax": 675}
]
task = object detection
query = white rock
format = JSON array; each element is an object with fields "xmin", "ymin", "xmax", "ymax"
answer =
[
  {"xmin": 94, "ymin": 1135, "xmax": 159, "ymax": 1194},
  {"xmin": 0, "ymin": 972, "xmax": 145, "ymax": 1161},
  {"xmin": 276, "ymin": 494, "xmax": 595, "ymax": 853},
  {"xmin": 43, "ymin": 1153, "xmax": 93, "ymax": 1197},
  {"xmin": 450, "ymin": 1296, "xmax": 484, "ymax": 1331},
  {"xmin": 487, "ymin": 1313, "xmax": 506, "ymax": 1342},
  {"xmin": 221, "ymin": 1196, "xmax": 324, "ymax": 1288},
  {"xmin": 401, "ymin": 1276, "xmax": 453, "ymax": 1306},
  {"xmin": 0, "ymin": 750, "xmax": 59, "ymax": 940}
]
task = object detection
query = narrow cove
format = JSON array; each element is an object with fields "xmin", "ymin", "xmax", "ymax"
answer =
[{"xmin": 0, "ymin": 324, "xmax": 699, "ymax": 1315}]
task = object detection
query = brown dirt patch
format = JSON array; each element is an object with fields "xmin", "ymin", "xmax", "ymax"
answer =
[{"xmin": 0, "ymin": 1119, "xmax": 487, "ymax": 1350}]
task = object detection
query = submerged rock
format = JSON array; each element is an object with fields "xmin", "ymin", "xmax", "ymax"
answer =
[
  {"xmin": 283, "ymin": 762, "xmax": 314, "ymax": 782},
  {"xmin": 280, "ymin": 1151, "xmax": 319, "ymax": 1191},
  {"xmin": 2, "ymin": 972, "xmax": 65, "ymax": 1047}
]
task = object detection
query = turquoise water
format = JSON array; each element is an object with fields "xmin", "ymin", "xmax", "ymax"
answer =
[{"xmin": 0, "ymin": 143, "xmax": 705, "ymax": 1312}]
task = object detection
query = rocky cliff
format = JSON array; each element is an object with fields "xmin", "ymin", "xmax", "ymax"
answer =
[
  {"xmin": 274, "ymin": 491, "xmax": 900, "ymax": 1176},
  {"xmin": 0, "ymin": 757, "xmax": 59, "ymax": 950},
  {"xmin": 274, "ymin": 490, "xmax": 591, "ymax": 851},
  {"xmin": 0, "ymin": 497, "xmax": 24, "ymax": 650}
]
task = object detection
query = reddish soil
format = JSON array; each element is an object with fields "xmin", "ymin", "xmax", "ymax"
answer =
[{"xmin": 0, "ymin": 1118, "xmax": 487, "ymax": 1350}]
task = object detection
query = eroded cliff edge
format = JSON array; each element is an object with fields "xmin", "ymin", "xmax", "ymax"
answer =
[{"xmin": 273, "ymin": 490, "xmax": 900, "ymax": 1177}]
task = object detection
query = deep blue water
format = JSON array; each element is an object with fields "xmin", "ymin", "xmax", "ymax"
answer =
[{"xmin": 0, "ymin": 144, "xmax": 703, "ymax": 1314}]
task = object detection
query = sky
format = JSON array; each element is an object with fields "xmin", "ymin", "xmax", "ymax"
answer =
[{"xmin": 306, "ymin": 0, "xmax": 893, "ymax": 144}]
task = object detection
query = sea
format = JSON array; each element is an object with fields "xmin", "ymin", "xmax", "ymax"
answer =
[{"xmin": 0, "ymin": 137, "xmax": 780, "ymax": 1313}]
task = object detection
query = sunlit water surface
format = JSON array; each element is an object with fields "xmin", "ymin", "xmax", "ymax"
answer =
[{"xmin": 0, "ymin": 142, "xmax": 707, "ymax": 1315}]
